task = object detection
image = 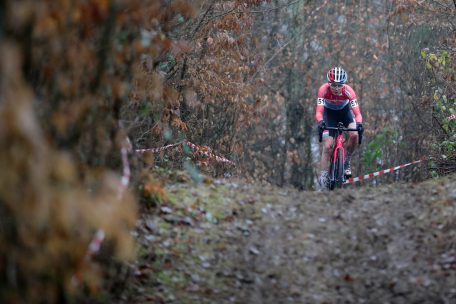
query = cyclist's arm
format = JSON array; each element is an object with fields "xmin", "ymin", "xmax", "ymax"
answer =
[
  {"xmin": 315, "ymin": 85, "xmax": 327, "ymax": 122},
  {"xmin": 344, "ymin": 85, "xmax": 362, "ymax": 123},
  {"xmin": 350, "ymin": 100, "xmax": 362, "ymax": 123},
  {"xmin": 315, "ymin": 98, "xmax": 325, "ymax": 122}
]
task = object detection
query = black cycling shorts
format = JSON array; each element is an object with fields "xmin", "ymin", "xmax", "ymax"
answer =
[{"xmin": 323, "ymin": 104, "xmax": 355, "ymax": 137}]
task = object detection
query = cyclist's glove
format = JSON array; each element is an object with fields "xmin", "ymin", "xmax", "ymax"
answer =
[
  {"xmin": 356, "ymin": 122, "xmax": 364, "ymax": 134},
  {"xmin": 318, "ymin": 120, "xmax": 326, "ymax": 131}
]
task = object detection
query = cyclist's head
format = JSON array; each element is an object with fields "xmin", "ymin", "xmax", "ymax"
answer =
[{"xmin": 327, "ymin": 66, "xmax": 347, "ymax": 86}]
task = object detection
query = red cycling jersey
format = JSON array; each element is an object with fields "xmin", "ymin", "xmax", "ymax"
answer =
[{"xmin": 315, "ymin": 83, "xmax": 362, "ymax": 123}]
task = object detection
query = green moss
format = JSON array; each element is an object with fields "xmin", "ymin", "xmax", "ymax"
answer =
[{"xmin": 156, "ymin": 270, "xmax": 186, "ymax": 287}]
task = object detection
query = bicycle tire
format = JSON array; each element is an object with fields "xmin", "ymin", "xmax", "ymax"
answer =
[
  {"xmin": 334, "ymin": 149, "xmax": 344, "ymax": 188},
  {"xmin": 328, "ymin": 155, "xmax": 336, "ymax": 190}
]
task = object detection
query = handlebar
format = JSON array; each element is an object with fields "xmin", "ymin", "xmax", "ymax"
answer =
[
  {"xmin": 318, "ymin": 125, "xmax": 363, "ymax": 145},
  {"xmin": 324, "ymin": 126, "xmax": 358, "ymax": 132}
]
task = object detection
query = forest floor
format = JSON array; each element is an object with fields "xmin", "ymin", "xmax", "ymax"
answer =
[{"xmin": 115, "ymin": 172, "xmax": 456, "ymax": 304}]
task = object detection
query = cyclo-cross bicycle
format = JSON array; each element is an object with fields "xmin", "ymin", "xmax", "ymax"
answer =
[{"xmin": 319, "ymin": 122, "xmax": 363, "ymax": 190}]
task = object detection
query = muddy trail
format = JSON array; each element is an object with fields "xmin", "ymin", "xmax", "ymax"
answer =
[{"xmin": 116, "ymin": 174, "xmax": 456, "ymax": 304}]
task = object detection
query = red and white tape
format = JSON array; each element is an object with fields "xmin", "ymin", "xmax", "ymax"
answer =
[
  {"xmin": 136, "ymin": 140, "xmax": 236, "ymax": 166},
  {"xmin": 86, "ymin": 229, "xmax": 106, "ymax": 259},
  {"xmin": 345, "ymin": 159, "xmax": 423, "ymax": 184},
  {"xmin": 85, "ymin": 138, "xmax": 234, "ymax": 261},
  {"xmin": 118, "ymin": 146, "xmax": 131, "ymax": 198},
  {"xmin": 74, "ymin": 135, "xmax": 132, "ymax": 287},
  {"xmin": 135, "ymin": 142, "xmax": 182, "ymax": 154}
]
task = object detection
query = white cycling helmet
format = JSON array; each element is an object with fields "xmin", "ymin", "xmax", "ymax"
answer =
[{"xmin": 327, "ymin": 67, "xmax": 348, "ymax": 84}]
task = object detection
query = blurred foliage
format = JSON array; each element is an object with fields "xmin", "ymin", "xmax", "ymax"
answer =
[
  {"xmin": 0, "ymin": 45, "xmax": 137, "ymax": 302},
  {"xmin": 362, "ymin": 128, "xmax": 400, "ymax": 173},
  {"xmin": 0, "ymin": 0, "xmax": 203, "ymax": 302}
]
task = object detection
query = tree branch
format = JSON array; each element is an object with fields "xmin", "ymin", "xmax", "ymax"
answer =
[
  {"xmin": 249, "ymin": 0, "xmax": 306, "ymax": 14},
  {"xmin": 191, "ymin": 0, "xmax": 216, "ymax": 38},
  {"xmin": 91, "ymin": 3, "xmax": 116, "ymax": 93},
  {"xmin": 249, "ymin": 36, "xmax": 297, "ymax": 82},
  {"xmin": 209, "ymin": 0, "xmax": 308, "ymax": 22}
]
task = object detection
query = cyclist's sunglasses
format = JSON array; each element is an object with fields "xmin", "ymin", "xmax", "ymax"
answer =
[{"xmin": 329, "ymin": 82, "xmax": 344, "ymax": 88}]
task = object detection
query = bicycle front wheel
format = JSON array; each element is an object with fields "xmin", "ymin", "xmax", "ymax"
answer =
[{"xmin": 334, "ymin": 149, "xmax": 344, "ymax": 188}]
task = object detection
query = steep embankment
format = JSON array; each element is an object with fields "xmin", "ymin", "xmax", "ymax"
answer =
[{"xmin": 119, "ymin": 174, "xmax": 456, "ymax": 303}]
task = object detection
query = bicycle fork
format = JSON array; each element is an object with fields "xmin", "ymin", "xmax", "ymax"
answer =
[{"xmin": 329, "ymin": 134, "xmax": 346, "ymax": 185}]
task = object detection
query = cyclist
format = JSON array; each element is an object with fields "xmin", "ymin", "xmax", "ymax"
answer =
[{"xmin": 315, "ymin": 67, "xmax": 364, "ymax": 189}]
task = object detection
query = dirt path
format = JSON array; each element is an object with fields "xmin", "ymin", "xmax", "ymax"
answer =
[{"xmin": 119, "ymin": 175, "xmax": 456, "ymax": 303}]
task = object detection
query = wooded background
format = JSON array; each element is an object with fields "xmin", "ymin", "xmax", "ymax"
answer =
[{"xmin": 1, "ymin": 0, "xmax": 455, "ymax": 302}]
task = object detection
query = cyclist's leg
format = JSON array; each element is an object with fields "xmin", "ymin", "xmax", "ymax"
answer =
[
  {"xmin": 319, "ymin": 109, "xmax": 336, "ymax": 188},
  {"xmin": 346, "ymin": 122, "xmax": 358, "ymax": 154},
  {"xmin": 319, "ymin": 135, "xmax": 333, "ymax": 189},
  {"xmin": 345, "ymin": 121, "xmax": 358, "ymax": 157},
  {"xmin": 320, "ymin": 135, "xmax": 334, "ymax": 173},
  {"xmin": 341, "ymin": 106, "xmax": 358, "ymax": 176}
]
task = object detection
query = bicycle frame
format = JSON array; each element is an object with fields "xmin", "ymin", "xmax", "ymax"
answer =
[{"xmin": 319, "ymin": 122, "xmax": 362, "ymax": 190}]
